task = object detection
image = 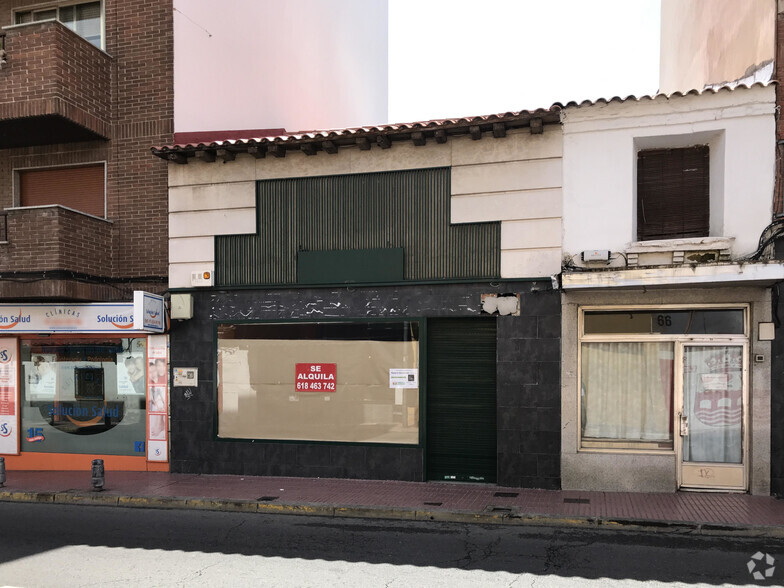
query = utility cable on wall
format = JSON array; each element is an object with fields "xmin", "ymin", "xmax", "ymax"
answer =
[{"xmin": 173, "ymin": 6, "xmax": 213, "ymax": 38}]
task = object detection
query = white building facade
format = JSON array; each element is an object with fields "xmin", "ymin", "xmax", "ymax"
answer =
[{"xmin": 559, "ymin": 84, "xmax": 782, "ymax": 495}]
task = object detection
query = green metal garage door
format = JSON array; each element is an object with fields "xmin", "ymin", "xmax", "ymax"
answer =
[{"xmin": 426, "ymin": 317, "xmax": 497, "ymax": 483}]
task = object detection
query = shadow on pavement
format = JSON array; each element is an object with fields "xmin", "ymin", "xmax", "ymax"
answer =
[{"xmin": 0, "ymin": 501, "xmax": 782, "ymax": 585}]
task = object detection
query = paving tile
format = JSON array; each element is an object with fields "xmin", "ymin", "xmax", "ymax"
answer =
[{"xmin": 3, "ymin": 470, "xmax": 784, "ymax": 529}]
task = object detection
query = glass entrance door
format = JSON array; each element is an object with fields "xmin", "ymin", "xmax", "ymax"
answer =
[{"xmin": 678, "ymin": 344, "xmax": 746, "ymax": 491}]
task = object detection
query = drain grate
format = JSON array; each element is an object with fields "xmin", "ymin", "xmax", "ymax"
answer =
[
  {"xmin": 563, "ymin": 498, "xmax": 590, "ymax": 504},
  {"xmin": 257, "ymin": 496, "xmax": 279, "ymax": 502},
  {"xmin": 494, "ymin": 492, "xmax": 519, "ymax": 498},
  {"xmin": 486, "ymin": 506, "xmax": 513, "ymax": 513},
  {"xmin": 423, "ymin": 501, "xmax": 443, "ymax": 506}
]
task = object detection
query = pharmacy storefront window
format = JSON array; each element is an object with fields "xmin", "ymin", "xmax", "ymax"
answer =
[
  {"xmin": 217, "ymin": 321, "xmax": 420, "ymax": 444},
  {"xmin": 20, "ymin": 337, "xmax": 147, "ymax": 455},
  {"xmin": 579, "ymin": 308, "xmax": 746, "ymax": 451}
]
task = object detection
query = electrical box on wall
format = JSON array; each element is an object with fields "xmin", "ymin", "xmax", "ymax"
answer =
[
  {"xmin": 170, "ymin": 293, "xmax": 193, "ymax": 320},
  {"xmin": 582, "ymin": 250, "xmax": 610, "ymax": 262},
  {"xmin": 190, "ymin": 270, "xmax": 213, "ymax": 287},
  {"xmin": 758, "ymin": 322, "xmax": 775, "ymax": 341}
]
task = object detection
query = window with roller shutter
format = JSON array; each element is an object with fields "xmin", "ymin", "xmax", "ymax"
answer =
[
  {"xmin": 18, "ymin": 164, "xmax": 106, "ymax": 218},
  {"xmin": 637, "ymin": 146, "xmax": 709, "ymax": 241}
]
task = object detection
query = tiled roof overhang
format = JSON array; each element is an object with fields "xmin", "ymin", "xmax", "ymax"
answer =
[
  {"xmin": 151, "ymin": 107, "xmax": 562, "ymax": 163},
  {"xmin": 151, "ymin": 81, "xmax": 773, "ymax": 164}
]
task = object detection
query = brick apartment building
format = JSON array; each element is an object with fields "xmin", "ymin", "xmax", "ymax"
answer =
[
  {"xmin": 0, "ymin": 0, "xmax": 172, "ymax": 299},
  {"xmin": 0, "ymin": 0, "xmax": 173, "ymax": 471}
]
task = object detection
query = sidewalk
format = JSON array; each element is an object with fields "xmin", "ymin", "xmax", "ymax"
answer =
[{"xmin": 1, "ymin": 470, "xmax": 784, "ymax": 538}]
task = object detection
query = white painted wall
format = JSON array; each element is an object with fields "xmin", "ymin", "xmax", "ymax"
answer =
[
  {"xmin": 561, "ymin": 85, "xmax": 776, "ymax": 263},
  {"xmin": 174, "ymin": 0, "xmax": 388, "ymax": 133},
  {"xmin": 168, "ymin": 126, "xmax": 563, "ymax": 288}
]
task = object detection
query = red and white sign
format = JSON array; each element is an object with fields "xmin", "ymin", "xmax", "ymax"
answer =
[
  {"xmin": 295, "ymin": 363, "xmax": 337, "ymax": 392},
  {"xmin": 0, "ymin": 338, "xmax": 18, "ymax": 455}
]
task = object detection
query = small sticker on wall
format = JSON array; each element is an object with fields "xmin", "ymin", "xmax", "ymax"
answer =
[
  {"xmin": 389, "ymin": 368, "xmax": 418, "ymax": 389},
  {"xmin": 173, "ymin": 368, "xmax": 198, "ymax": 387},
  {"xmin": 147, "ymin": 440, "xmax": 167, "ymax": 461}
]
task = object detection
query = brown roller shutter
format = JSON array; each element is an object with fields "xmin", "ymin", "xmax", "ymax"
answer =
[
  {"xmin": 19, "ymin": 165, "xmax": 105, "ymax": 218},
  {"xmin": 637, "ymin": 146, "xmax": 709, "ymax": 241}
]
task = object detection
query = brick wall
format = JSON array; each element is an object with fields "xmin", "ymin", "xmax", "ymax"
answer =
[
  {"xmin": 0, "ymin": 206, "xmax": 112, "ymax": 275},
  {"xmin": 774, "ymin": 11, "xmax": 784, "ymax": 217},
  {"xmin": 0, "ymin": 21, "xmax": 111, "ymax": 136},
  {"xmin": 106, "ymin": 0, "xmax": 173, "ymax": 278},
  {"xmin": 0, "ymin": 0, "xmax": 172, "ymax": 293}
]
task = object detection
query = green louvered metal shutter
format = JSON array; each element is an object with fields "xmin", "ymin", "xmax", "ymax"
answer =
[
  {"xmin": 215, "ymin": 168, "xmax": 500, "ymax": 286},
  {"xmin": 426, "ymin": 317, "xmax": 497, "ymax": 483}
]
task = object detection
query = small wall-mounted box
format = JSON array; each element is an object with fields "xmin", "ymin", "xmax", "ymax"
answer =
[
  {"xmin": 170, "ymin": 293, "xmax": 193, "ymax": 320},
  {"xmin": 758, "ymin": 322, "xmax": 775, "ymax": 341},
  {"xmin": 190, "ymin": 270, "xmax": 214, "ymax": 287},
  {"xmin": 582, "ymin": 250, "xmax": 610, "ymax": 262}
]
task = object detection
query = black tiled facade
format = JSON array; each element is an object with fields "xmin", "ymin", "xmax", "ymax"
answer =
[{"xmin": 169, "ymin": 281, "xmax": 561, "ymax": 487}]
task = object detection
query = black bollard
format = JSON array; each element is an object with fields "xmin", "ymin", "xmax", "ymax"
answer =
[
  {"xmin": 0, "ymin": 456, "xmax": 5, "ymax": 487},
  {"xmin": 91, "ymin": 458, "xmax": 105, "ymax": 492}
]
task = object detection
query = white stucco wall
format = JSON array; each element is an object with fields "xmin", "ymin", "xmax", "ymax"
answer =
[
  {"xmin": 561, "ymin": 85, "xmax": 776, "ymax": 262},
  {"xmin": 167, "ymin": 126, "xmax": 563, "ymax": 288},
  {"xmin": 174, "ymin": 0, "xmax": 388, "ymax": 133}
]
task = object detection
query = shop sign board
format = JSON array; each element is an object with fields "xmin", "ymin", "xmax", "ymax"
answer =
[
  {"xmin": 295, "ymin": 363, "xmax": 337, "ymax": 392},
  {"xmin": 0, "ymin": 302, "xmax": 164, "ymax": 333},
  {"xmin": 133, "ymin": 291, "xmax": 165, "ymax": 333},
  {"xmin": 0, "ymin": 338, "xmax": 18, "ymax": 454}
]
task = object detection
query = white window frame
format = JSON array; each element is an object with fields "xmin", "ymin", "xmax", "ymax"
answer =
[
  {"xmin": 13, "ymin": 0, "xmax": 105, "ymax": 50},
  {"xmin": 577, "ymin": 303, "xmax": 749, "ymax": 454}
]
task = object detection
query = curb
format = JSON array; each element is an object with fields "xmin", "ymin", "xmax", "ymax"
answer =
[{"xmin": 1, "ymin": 489, "xmax": 782, "ymax": 538}]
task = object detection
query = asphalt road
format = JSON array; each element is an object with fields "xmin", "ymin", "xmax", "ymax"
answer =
[{"xmin": 0, "ymin": 502, "xmax": 782, "ymax": 587}]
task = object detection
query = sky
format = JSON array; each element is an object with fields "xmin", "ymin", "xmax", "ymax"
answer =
[
  {"xmin": 173, "ymin": 0, "xmax": 661, "ymax": 131},
  {"xmin": 388, "ymin": 0, "xmax": 662, "ymax": 122}
]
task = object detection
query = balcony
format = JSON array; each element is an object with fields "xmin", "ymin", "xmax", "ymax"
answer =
[
  {"xmin": 0, "ymin": 20, "xmax": 111, "ymax": 149},
  {"xmin": 0, "ymin": 206, "xmax": 114, "ymax": 299}
]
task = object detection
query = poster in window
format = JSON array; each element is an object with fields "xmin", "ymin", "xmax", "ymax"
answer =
[
  {"xmin": 146, "ymin": 334, "xmax": 168, "ymax": 462},
  {"xmin": 25, "ymin": 354, "xmax": 57, "ymax": 400},
  {"xmin": 119, "ymin": 353, "xmax": 146, "ymax": 396},
  {"xmin": 389, "ymin": 368, "xmax": 418, "ymax": 389},
  {"xmin": 0, "ymin": 338, "xmax": 18, "ymax": 455}
]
